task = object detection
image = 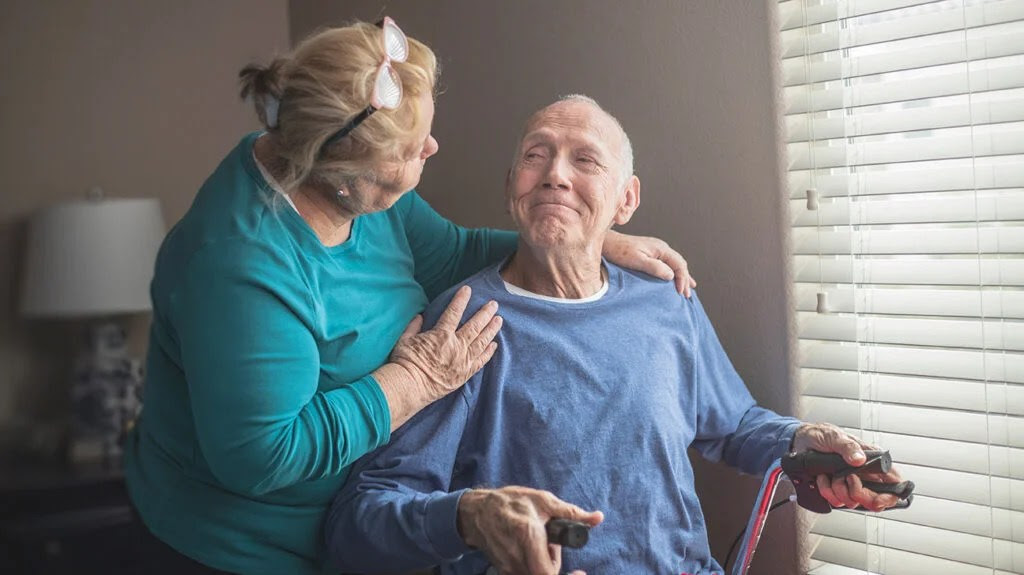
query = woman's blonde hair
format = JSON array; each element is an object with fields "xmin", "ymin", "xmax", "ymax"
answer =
[{"xmin": 239, "ymin": 21, "xmax": 437, "ymax": 192}]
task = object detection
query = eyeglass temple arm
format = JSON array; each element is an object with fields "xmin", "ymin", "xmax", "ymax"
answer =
[{"xmin": 323, "ymin": 105, "xmax": 377, "ymax": 148}]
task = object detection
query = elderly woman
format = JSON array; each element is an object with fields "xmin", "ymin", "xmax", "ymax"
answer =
[{"xmin": 123, "ymin": 19, "xmax": 693, "ymax": 575}]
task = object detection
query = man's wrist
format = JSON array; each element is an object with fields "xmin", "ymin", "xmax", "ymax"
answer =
[
  {"xmin": 422, "ymin": 489, "xmax": 475, "ymax": 561},
  {"xmin": 456, "ymin": 489, "xmax": 480, "ymax": 547},
  {"xmin": 789, "ymin": 422, "xmax": 810, "ymax": 452}
]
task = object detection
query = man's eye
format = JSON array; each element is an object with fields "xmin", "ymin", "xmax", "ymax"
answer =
[
  {"xmin": 525, "ymin": 152, "xmax": 544, "ymax": 160},
  {"xmin": 577, "ymin": 157, "xmax": 594, "ymax": 164}
]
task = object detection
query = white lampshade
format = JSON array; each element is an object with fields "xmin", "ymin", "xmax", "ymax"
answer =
[{"xmin": 20, "ymin": 196, "xmax": 166, "ymax": 318}]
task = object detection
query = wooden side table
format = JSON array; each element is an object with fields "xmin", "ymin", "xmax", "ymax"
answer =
[{"xmin": 0, "ymin": 459, "xmax": 136, "ymax": 574}]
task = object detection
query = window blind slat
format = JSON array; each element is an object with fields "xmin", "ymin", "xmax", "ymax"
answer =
[
  {"xmin": 797, "ymin": 312, "xmax": 1024, "ymax": 352},
  {"xmin": 790, "ymin": 189, "xmax": 1024, "ymax": 226},
  {"xmin": 783, "ymin": 23, "xmax": 1024, "ymax": 86},
  {"xmin": 798, "ymin": 340, "xmax": 1024, "ymax": 383},
  {"xmin": 792, "ymin": 255, "xmax": 1024, "ymax": 287},
  {"xmin": 811, "ymin": 498, "xmax": 1022, "ymax": 548},
  {"xmin": 893, "ymin": 462, "xmax": 1024, "ymax": 510},
  {"xmin": 808, "ymin": 562, "xmax": 1019, "ymax": 575},
  {"xmin": 793, "ymin": 226, "xmax": 1024, "ymax": 256},
  {"xmin": 840, "ymin": 429, "xmax": 1024, "ymax": 478},
  {"xmin": 788, "ymin": 126, "xmax": 1024, "ymax": 170},
  {"xmin": 784, "ymin": 60, "xmax": 1024, "ymax": 114},
  {"xmin": 811, "ymin": 533, "xmax": 1007, "ymax": 574},
  {"xmin": 802, "ymin": 396, "xmax": 1023, "ymax": 447},
  {"xmin": 779, "ymin": 0, "xmax": 947, "ymax": 32},
  {"xmin": 781, "ymin": 0, "xmax": 1024, "ymax": 58},
  {"xmin": 786, "ymin": 90, "xmax": 1024, "ymax": 142},
  {"xmin": 810, "ymin": 513, "xmax": 1024, "ymax": 570},
  {"xmin": 787, "ymin": 157, "xmax": 1024, "ymax": 198},
  {"xmin": 793, "ymin": 285, "xmax": 1024, "ymax": 320},
  {"xmin": 801, "ymin": 367, "xmax": 1024, "ymax": 415}
]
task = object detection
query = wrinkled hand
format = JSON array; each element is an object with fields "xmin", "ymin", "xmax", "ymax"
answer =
[
  {"xmin": 602, "ymin": 231, "xmax": 697, "ymax": 297},
  {"xmin": 458, "ymin": 486, "xmax": 603, "ymax": 575},
  {"xmin": 389, "ymin": 285, "xmax": 502, "ymax": 404},
  {"xmin": 791, "ymin": 422, "xmax": 904, "ymax": 512}
]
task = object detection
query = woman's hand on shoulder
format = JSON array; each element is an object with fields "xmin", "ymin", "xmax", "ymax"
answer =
[
  {"xmin": 375, "ymin": 285, "xmax": 502, "ymax": 430},
  {"xmin": 602, "ymin": 231, "xmax": 696, "ymax": 297}
]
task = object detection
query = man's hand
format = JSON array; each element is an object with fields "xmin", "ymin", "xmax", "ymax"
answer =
[
  {"xmin": 791, "ymin": 422, "xmax": 905, "ymax": 512},
  {"xmin": 457, "ymin": 486, "xmax": 603, "ymax": 575}
]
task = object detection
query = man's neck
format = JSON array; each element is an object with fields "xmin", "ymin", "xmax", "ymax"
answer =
[{"xmin": 501, "ymin": 243, "xmax": 605, "ymax": 299}]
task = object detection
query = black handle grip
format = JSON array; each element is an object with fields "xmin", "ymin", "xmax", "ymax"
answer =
[
  {"xmin": 546, "ymin": 518, "xmax": 589, "ymax": 549},
  {"xmin": 783, "ymin": 449, "xmax": 891, "ymax": 478},
  {"xmin": 862, "ymin": 480, "xmax": 915, "ymax": 509},
  {"xmin": 781, "ymin": 450, "xmax": 908, "ymax": 514}
]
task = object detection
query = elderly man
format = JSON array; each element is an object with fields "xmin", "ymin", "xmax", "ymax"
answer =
[{"xmin": 325, "ymin": 96, "xmax": 902, "ymax": 575}]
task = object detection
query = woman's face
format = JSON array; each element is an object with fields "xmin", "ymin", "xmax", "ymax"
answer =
[{"xmin": 351, "ymin": 92, "xmax": 439, "ymax": 213}]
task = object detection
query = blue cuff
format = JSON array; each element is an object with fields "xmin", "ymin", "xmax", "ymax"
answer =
[
  {"xmin": 775, "ymin": 421, "xmax": 803, "ymax": 459},
  {"xmin": 425, "ymin": 489, "xmax": 473, "ymax": 560}
]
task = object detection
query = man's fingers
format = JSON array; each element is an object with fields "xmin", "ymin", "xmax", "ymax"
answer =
[
  {"xmin": 524, "ymin": 523, "xmax": 557, "ymax": 575},
  {"xmin": 792, "ymin": 423, "xmax": 867, "ymax": 466},
  {"xmin": 836, "ymin": 442, "xmax": 867, "ymax": 468},
  {"xmin": 536, "ymin": 494, "xmax": 604, "ymax": 527},
  {"xmin": 873, "ymin": 494, "xmax": 900, "ymax": 512},
  {"xmin": 847, "ymin": 474, "xmax": 901, "ymax": 512},
  {"xmin": 549, "ymin": 544, "xmax": 562, "ymax": 574},
  {"xmin": 816, "ymin": 473, "xmax": 844, "ymax": 508},
  {"xmin": 434, "ymin": 285, "xmax": 472, "ymax": 332},
  {"xmin": 832, "ymin": 476, "xmax": 858, "ymax": 509},
  {"xmin": 458, "ymin": 300, "xmax": 499, "ymax": 343}
]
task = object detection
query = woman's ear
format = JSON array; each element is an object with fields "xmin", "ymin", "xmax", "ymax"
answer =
[{"xmin": 613, "ymin": 175, "xmax": 640, "ymax": 226}]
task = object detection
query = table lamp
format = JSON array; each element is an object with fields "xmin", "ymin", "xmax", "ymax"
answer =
[{"xmin": 20, "ymin": 188, "xmax": 166, "ymax": 463}]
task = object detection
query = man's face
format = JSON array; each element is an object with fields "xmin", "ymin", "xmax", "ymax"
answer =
[{"xmin": 506, "ymin": 101, "xmax": 637, "ymax": 251}]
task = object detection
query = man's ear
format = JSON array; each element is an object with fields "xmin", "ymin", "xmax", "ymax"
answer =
[{"xmin": 613, "ymin": 175, "xmax": 640, "ymax": 226}]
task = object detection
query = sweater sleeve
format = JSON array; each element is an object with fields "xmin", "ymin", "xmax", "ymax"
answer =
[
  {"xmin": 686, "ymin": 293, "xmax": 802, "ymax": 475},
  {"xmin": 174, "ymin": 239, "xmax": 392, "ymax": 496},
  {"xmin": 325, "ymin": 289, "xmax": 477, "ymax": 572},
  {"xmin": 399, "ymin": 190, "xmax": 517, "ymax": 301}
]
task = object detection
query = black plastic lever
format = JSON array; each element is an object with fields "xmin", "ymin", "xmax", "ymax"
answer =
[
  {"xmin": 781, "ymin": 450, "xmax": 915, "ymax": 513},
  {"xmin": 546, "ymin": 518, "xmax": 590, "ymax": 548}
]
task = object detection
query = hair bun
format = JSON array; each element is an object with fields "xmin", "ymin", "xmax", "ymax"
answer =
[{"xmin": 239, "ymin": 58, "xmax": 287, "ymax": 129}]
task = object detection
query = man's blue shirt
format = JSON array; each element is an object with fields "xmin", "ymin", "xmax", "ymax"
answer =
[{"xmin": 326, "ymin": 261, "xmax": 800, "ymax": 574}]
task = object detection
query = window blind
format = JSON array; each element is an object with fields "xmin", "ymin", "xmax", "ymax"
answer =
[{"xmin": 779, "ymin": 1, "xmax": 1024, "ymax": 573}]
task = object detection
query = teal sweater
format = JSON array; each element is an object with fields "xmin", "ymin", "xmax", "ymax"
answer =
[{"xmin": 123, "ymin": 132, "xmax": 515, "ymax": 575}]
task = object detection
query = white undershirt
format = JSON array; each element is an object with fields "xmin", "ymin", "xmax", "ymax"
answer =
[
  {"xmin": 253, "ymin": 149, "xmax": 300, "ymax": 214},
  {"xmin": 502, "ymin": 278, "xmax": 609, "ymax": 304}
]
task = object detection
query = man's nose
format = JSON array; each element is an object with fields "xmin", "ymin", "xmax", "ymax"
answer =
[{"xmin": 542, "ymin": 155, "xmax": 571, "ymax": 190}]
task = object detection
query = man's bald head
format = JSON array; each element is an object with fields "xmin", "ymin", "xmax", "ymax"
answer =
[{"xmin": 517, "ymin": 94, "xmax": 634, "ymax": 188}]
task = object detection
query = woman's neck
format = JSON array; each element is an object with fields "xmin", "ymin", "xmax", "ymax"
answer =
[
  {"xmin": 254, "ymin": 135, "xmax": 352, "ymax": 247},
  {"xmin": 501, "ymin": 244, "xmax": 605, "ymax": 299}
]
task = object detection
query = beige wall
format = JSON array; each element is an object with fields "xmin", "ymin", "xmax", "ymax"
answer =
[
  {"xmin": 1, "ymin": 0, "xmax": 800, "ymax": 570},
  {"xmin": 0, "ymin": 1, "xmax": 289, "ymax": 450},
  {"xmin": 289, "ymin": 0, "xmax": 798, "ymax": 572}
]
